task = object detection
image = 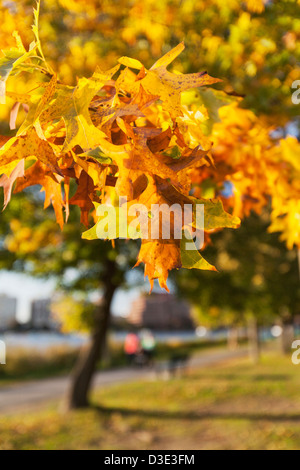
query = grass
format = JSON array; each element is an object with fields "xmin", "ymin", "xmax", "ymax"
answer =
[
  {"xmin": 0, "ymin": 346, "xmax": 78, "ymax": 383},
  {"xmin": 1, "ymin": 351, "xmax": 300, "ymax": 450}
]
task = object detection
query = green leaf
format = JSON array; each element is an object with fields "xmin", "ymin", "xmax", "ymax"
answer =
[
  {"xmin": 84, "ymin": 148, "xmax": 113, "ymax": 165},
  {"xmin": 82, "ymin": 204, "xmax": 141, "ymax": 241},
  {"xmin": 180, "ymin": 233, "xmax": 217, "ymax": 271},
  {"xmin": 193, "ymin": 198, "xmax": 241, "ymax": 231},
  {"xmin": 163, "ymin": 146, "xmax": 182, "ymax": 160},
  {"xmin": 200, "ymin": 179, "xmax": 217, "ymax": 199}
]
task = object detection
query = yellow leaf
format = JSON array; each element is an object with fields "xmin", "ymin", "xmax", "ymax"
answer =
[
  {"xmin": 151, "ymin": 42, "xmax": 185, "ymax": 70},
  {"xmin": 118, "ymin": 57, "xmax": 144, "ymax": 69}
]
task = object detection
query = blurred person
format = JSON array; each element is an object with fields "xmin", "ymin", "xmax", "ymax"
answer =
[
  {"xmin": 124, "ymin": 331, "xmax": 140, "ymax": 365},
  {"xmin": 140, "ymin": 329, "xmax": 156, "ymax": 366}
]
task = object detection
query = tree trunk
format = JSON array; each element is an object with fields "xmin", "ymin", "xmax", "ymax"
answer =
[
  {"xmin": 227, "ymin": 326, "xmax": 239, "ymax": 350},
  {"xmin": 247, "ymin": 317, "xmax": 260, "ymax": 363},
  {"xmin": 281, "ymin": 318, "xmax": 294, "ymax": 356},
  {"xmin": 64, "ymin": 260, "xmax": 117, "ymax": 410}
]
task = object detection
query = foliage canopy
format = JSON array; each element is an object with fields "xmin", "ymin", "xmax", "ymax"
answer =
[{"xmin": 0, "ymin": 2, "xmax": 299, "ymax": 292}]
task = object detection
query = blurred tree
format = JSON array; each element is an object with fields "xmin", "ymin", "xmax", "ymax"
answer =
[
  {"xmin": 0, "ymin": 189, "xmax": 139, "ymax": 409},
  {"xmin": 175, "ymin": 211, "xmax": 300, "ymax": 360},
  {"xmin": 1, "ymin": 0, "xmax": 298, "ymax": 121},
  {"xmin": 0, "ymin": 0, "xmax": 299, "ymax": 406},
  {"xmin": 51, "ymin": 294, "xmax": 97, "ymax": 334}
]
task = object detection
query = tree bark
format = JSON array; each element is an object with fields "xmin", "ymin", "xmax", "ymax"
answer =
[
  {"xmin": 247, "ymin": 317, "xmax": 260, "ymax": 363},
  {"xmin": 64, "ymin": 260, "xmax": 117, "ymax": 410},
  {"xmin": 227, "ymin": 326, "xmax": 239, "ymax": 350},
  {"xmin": 281, "ymin": 318, "xmax": 294, "ymax": 356}
]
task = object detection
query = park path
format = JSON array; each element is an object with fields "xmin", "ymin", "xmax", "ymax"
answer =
[{"xmin": 0, "ymin": 347, "xmax": 248, "ymax": 415}]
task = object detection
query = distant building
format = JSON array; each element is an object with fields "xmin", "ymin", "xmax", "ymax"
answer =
[
  {"xmin": 128, "ymin": 294, "xmax": 194, "ymax": 331},
  {"xmin": 0, "ymin": 295, "xmax": 17, "ymax": 331},
  {"xmin": 30, "ymin": 299, "xmax": 56, "ymax": 330}
]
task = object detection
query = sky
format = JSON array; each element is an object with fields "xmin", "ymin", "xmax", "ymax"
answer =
[
  {"xmin": 0, "ymin": 271, "xmax": 56, "ymax": 322},
  {"xmin": 0, "ymin": 271, "xmax": 142, "ymax": 323}
]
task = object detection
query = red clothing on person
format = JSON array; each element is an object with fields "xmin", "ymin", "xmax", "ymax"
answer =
[{"xmin": 124, "ymin": 333, "xmax": 139, "ymax": 355}]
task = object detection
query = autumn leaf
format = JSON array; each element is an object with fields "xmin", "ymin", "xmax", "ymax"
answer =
[
  {"xmin": 69, "ymin": 171, "xmax": 95, "ymax": 227},
  {"xmin": 1, "ymin": 25, "xmax": 271, "ymax": 292},
  {"xmin": 14, "ymin": 161, "xmax": 65, "ymax": 229},
  {"xmin": 136, "ymin": 239, "xmax": 182, "ymax": 292},
  {"xmin": 150, "ymin": 42, "xmax": 185, "ymax": 70},
  {"xmin": 41, "ymin": 67, "xmax": 119, "ymax": 152},
  {"xmin": 0, "ymin": 46, "xmax": 37, "ymax": 104},
  {"xmin": 139, "ymin": 67, "xmax": 221, "ymax": 118},
  {"xmin": 0, "ymin": 129, "xmax": 60, "ymax": 175},
  {"xmin": 118, "ymin": 56, "xmax": 144, "ymax": 70},
  {"xmin": 117, "ymin": 43, "xmax": 221, "ymax": 118},
  {"xmin": 0, "ymin": 159, "xmax": 25, "ymax": 209}
]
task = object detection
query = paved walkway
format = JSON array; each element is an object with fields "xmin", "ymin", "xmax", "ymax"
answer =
[{"xmin": 0, "ymin": 348, "xmax": 248, "ymax": 415}]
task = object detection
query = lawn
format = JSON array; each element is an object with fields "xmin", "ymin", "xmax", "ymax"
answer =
[{"xmin": 1, "ymin": 352, "xmax": 300, "ymax": 450}]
